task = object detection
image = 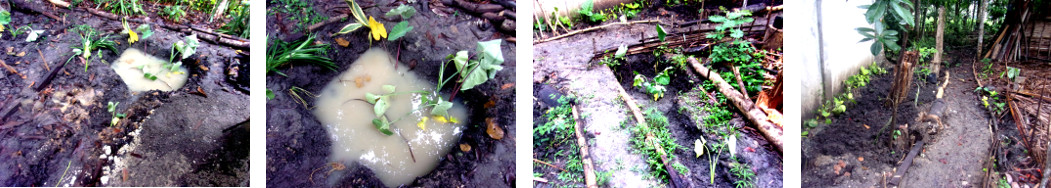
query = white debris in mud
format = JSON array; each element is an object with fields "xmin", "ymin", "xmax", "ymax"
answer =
[
  {"xmin": 103, "ymin": 145, "xmax": 111, "ymax": 155},
  {"xmin": 100, "ymin": 176, "xmax": 109, "ymax": 185}
]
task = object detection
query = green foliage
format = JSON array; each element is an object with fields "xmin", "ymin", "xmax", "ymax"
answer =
[
  {"xmin": 451, "ymin": 40, "xmax": 505, "ymax": 91},
  {"xmin": 976, "ymin": 86, "xmax": 1006, "ymax": 115},
  {"xmin": 535, "ymin": 95, "xmax": 577, "ymax": 150},
  {"xmin": 364, "ymin": 85, "xmax": 399, "ymax": 136},
  {"xmin": 270, "ymin": 0, "xmax": 326, "ymax": 32},
  {"xmin": 1002, "ymin": 66, "xmax": 1019, "ymax": 82},
  {"xmin": 101, "ymin": 0, "xmax": 145, "ymax": 16},
  {"xmin": 857, "ymin": 0, "xmax": 914, "ymax": 56},
  {"xmin": 598, "ymin": 45, "xmax": 627, "ymax": 68},
  {"xmin": 385, "ymin": 4, "xmax": 417, "ymax": 19},
  {"xmin": 387, "ymin": 21, "xmax": 414, "ymax": 41},
  {"xmin": 167, "ymin": 35, "xmax": 199, "ymax": 72},
  {"xmin": 0, "ymin": 10, "xmax": 10, "ymax": 37},
  {"xmin": 630, "ymin": 108, "xmax": 685, "ymax": 183},
  {"xmin": 730, "ymin": 161, "xmax": 756, "ymax": 188},
  {"xmin": 218, "ymin": 1, "xmax": 250, "ymax": 38},
  {"xmin": 615, "ymin": 1, "xmax": 643, "ymax": 19},
  {"xmin": 656, "ymin": 24, "xmax": 667, "ymax": 42},
  {"xmin": 161, "ymin": 5, "xmax": 187, "ymax": 22},
  {"xmin": 632, "ymin": 68, "xmax": 672, "ymax": 101},
  {"xmin": 135, "ymin": 24, "xmax": 154, "ymax": 40},
  {"xmin": 265, "ymin": 35, "xmax": 336, "ymax": 76},
  {"xmin": 107, "ymin": 101, "xmax": 127, "ymax": 126},
  {"xmin": 578, "ymin": 0, "xmax": 609, "ymax": 23},
  {"xmin": 916, "ymin": 47, "xmax": 937, "ymax": 62},
  {"xmin": 69, "ymin": 25, "xmax": 118, "ymax": 71},
  {"xmin": 892, "ymin": 129, "xmax": 901, "ymax": 140}
]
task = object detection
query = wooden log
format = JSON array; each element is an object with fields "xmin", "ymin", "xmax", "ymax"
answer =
[
  {"xmin": 10, "ymin": 0, "xmax": 63, "ymax": 21},
  {"xmin": 441, "ymin": 0, "xmax": 504, "ymax": 14},
  {"xmin": 47, "ymin": 0, "xmax": 70, "ymax": 8},
  {"xmin": 889, "ymin": 140, "xmax": 926, "ymax": 186},
  {"xmin": 571, "ymin": 106, "xmax": 598, "ymax": 188},
  {"xmin": 535, "ymin": 20, "xmax": 661, "ymax": 44},
  {"xmin": 680, "ymin": 56, "xmax": 783, "ymax": 153}
]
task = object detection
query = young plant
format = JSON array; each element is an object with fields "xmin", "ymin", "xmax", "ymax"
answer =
[
  {"xmin": 162, "ymin": 5, "xmax": 187, "ymax": 22},
  {"xmin": 631, "ymin": 108, "xmax": 685, "ymax": 182},
  {"xmin": 334, "ymin": 0, "xmax": 387, "ymax": 41},
  {"xmin": 730, "ymin": 161, "xmax": 756, "ymax": 188},
  {"xmin": 632, "ymin": 67, "xmax": 672, "ymax": 101},
  {"xmin": 0, "ymin": 10, "xmax": 9, "ymax": 37},
  {"xmin": 270, "ymin": 0, "xmax": 325, "ymax": 31},
  {"xmin": 856, "ymin": 0, "xmax": 915, "ymax": 56},
  {"xmin": 69, "ymin": 25, "xmax": 118, "ymax": 71},
  {"xmin": 578, "ymin": 0, "xmax": 609, "ymax": 23},
  {"xmin": 107, "ymin": 101, "xmax": 127, "ymax": 126},
  {"xmin": 104, "ymin": 0, "xmax": 145, "ymax": 16},
  {"xmin": 167, "ymin": 35, "xmax": 199, "ymax": 72},
  {"xmin": 218, "ymin": 0, "xmax": 250, "ymax": 38},
  {"xmin": 265, "ymin": 34, "xmax": 336, "ymax": 76}
]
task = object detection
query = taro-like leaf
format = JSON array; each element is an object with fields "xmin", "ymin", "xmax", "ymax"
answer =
[
  {"xmin": 374, "ymin": 96, "xmax": 390, "ymax": 116},
  {"xmin": 431, "ymin": 98, "xmax": 453, "ymax": 117},
  {"xmin": 365, "ymin": 92, "xmax": 379, "ymax": 104},
  {"xmin": 452, "ymin": 50, "xmax": 469, "ymax": 72},
  {"xmin": 136, "ymin": 24, "xmax": 153, "ymax": 40},
  {"xmin": 387, "ymin": 21, "xmax": 413, "ymax": 41},
  {"xmin": 385, "ymin": 4, "xmax": 416, "ymax": 19},
  {"xmin": 656, "ymin": 24, "xmax": 666, "ymax": 41},
  {"xmin": 614, "ymin": 44, "xmax": 627, "ymax": 59},
  {"xmin": 372, "ymin": 116, "xmax": 394, "ymax": 136}
]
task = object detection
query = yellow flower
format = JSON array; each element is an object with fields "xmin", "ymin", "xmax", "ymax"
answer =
[
  {"xmin": 433, "ymin": 115, "xmax": 459, "ymax": 124},
  {"xmin": 129, "ymin": 30, "xmax": 139, "ymax": 44},
  {"xmin": 417, "ymin": 116, "xmax": 428, "ymax": 130},
  {"xmin": 367, "ymin": 16, "xmax": 387, "ymax": 41}
]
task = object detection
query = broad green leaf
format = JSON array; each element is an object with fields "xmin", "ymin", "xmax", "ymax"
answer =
[
  {"xmin": 143, "ymin": 73, "xmax": 158, "ymax": 80},
  {"xmin": 655, "ymin": 73, "xmax": 670, "ymax": 85},
  {"xmin": 382, "ymin": 85, "xmax": 396, "ymax": 93},
  {"xmin": 656, "ymin": 24, "xmax": 667, "ymax": 41},
  {"xmin": 452, "ymin": 50, "xmax": 469, "ymax": 72},
  {"xmin": 372, "ymin": 116, "xmax": 393, "ymax": 135},
  {"xmin": 431, "ymin": 99, "xmax": 453, "ymax": 117},
  {"xmin": 883, "ymin": 39, "xmax": 901, "ymax": 51},
  {"xmin": 387, "ymin": 21, "xmax": 414, "ymax": 41},
  {"xmin": 580, "ymin": 0, "xmax": 595, "ymax": 13},
  {"xmin": 870, "ymin": 42, "xmax": 882, "ymax": 56},
  {"xmin": 136, "ymin": 24, "xmax": 154, "ymax": 40},
  {"xmin": 365, "ymin": 92, "xmax": 380, "ymax": 104},
  {"xmin": 889, "ymin": 2, "xmax": 913, "ymax": 26},
  {"xmin": 460, "ymin": 65, "xmax": 489, "ymax": 90},
  {"xmin": 175, "ymin": 35, "xmax": 199, "ymax": 59},
  {"xmin": 708, "ymin": 15, "xmax": 726, "ymax": 23},
  {"xmin": 730, "ymin": 29, "xmax": 744, "ymax": 38},
  {"xmin": 374, "ymin": 96, "xmax": 390, "ymax": 116},
  {"xmin": 614, "ymin": 44, "xmax": 627, "ymax": 59},
  {"xmin": 386, "ymin": 4, "xmax": 417, "ymax": 19},
  {"xmin": 476, "ymin": 39, "xmax": 504, "ymax": 79},
  {"xmin": 336, "ymin": 23, "xmax": 365, "ymax": 35},
  {"xmin": 633, "ymin": 74, "xmax": 644, "ymax": 87}
]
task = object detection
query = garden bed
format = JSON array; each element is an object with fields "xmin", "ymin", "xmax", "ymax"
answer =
[
  {"xmin": 533, "ymin": 1, "xmax": 782, "ymax": 187},
  {"xmin": 264, "ymin": 0, "xmax": 516, "ymax": 187},
  {"xmin": 0, "ymin": 0, "xmax": 250, "ymax": 186}
]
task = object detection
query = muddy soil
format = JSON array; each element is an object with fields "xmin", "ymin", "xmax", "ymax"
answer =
[
  {"xmin": 533, "ymin": 2, "xmax": 782, "ymax": 187},
  {"xmin": 801, "ymin": 48, "xmax": 995, "ymax": 187},
  {"xmin": 0, "ymin": 2, "xmax": 250, "ymax": 187},
  {"xmin": 265, "ymin": 0, "xmax": 516, "ymax": 187}
]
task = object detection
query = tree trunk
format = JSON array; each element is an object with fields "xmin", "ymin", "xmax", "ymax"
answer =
[
  {"xmin": 679, "ymin": 56, "xmax": 783, "ymax": 153},
  {"xmin": 914, "ymin": 0, "xmax": 922, "ymax": 35},
  {"xmin": 934, "ymin": 6, "xmax": 946, "ymax": 73},
  {"xmin": 977, "ymin": 0, "xmax": 987, "ymax": 59}
]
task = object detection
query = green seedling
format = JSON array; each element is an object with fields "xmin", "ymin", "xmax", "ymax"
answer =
[
  {"xmin": 578, "ymin": 0, "xmax": 608, "ymax": 23},
  {"xmin": 265, "ymin": 34, "xmax": 336, "ymax": 76},
  {"xmin": 107, "ymin": 101, "xmax": 127, "ymax": 126},
  {"xmin": 69, "ymin": 25, "xmax": 118, "ymax": 72},
  {"xmin": 385, "ymin": 4, "xmax": 416, "ymax": 19}
]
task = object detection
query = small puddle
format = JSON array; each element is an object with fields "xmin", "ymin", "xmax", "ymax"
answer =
[
  {"xmin": 110, "ymin": 48, "xmax": 189, "ymax": 92},
  {"xmin": 313, "ymin": 48, "xmax": 467, "ymax": 187}
]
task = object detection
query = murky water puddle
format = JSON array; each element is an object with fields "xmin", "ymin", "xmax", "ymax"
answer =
[
  {"xmin": 313, "ymin": 48, "xmax": 467, "ymax": 187},
  {"xmin": 110, "ymin": 48, "xmax": 188, "ymax": 92}
]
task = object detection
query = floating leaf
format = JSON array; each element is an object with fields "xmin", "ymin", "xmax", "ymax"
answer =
[
  {"xmin": 387, "ymin": 21, "xmax": 414, "ymax": 41},
  {"xmin": 372, "ymin": 116, "xmax": 393, "ymax": 136},
  {"xmin": 143, "ymin": 73, "xmax": 158, "ymax": 80},
  {"xmin": 374, "ymin": 96, "xmax": 390, "ymax": 116},
  {"xmin": 431, "ymin": 99, "xmax": 453, "ymax": 118},
  {"xmin": 382, "ymin": 85, "xmax": 396, "ymax": 93},
  {"xmin": 417, "ymin": 116, "xmax": 428, "ymax": 130},
  {"xmin": 365, "ymin": 92, "xmax": 380, "ymax": 104},
  {"xmin": 385, "ymin": 4, "xmax": 416, "ymax": 19}
]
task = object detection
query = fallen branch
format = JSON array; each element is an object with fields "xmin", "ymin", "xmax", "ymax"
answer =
[
  {"xmin": 10, "ymin": 0, "xmax": 63, "ymax": 21},
  {"xmin": 615, "ymin": 76, "xmax": 686, "ymax": 188},
  {"xmin": 535, "ymin": 20, "xmax": 660, "ymax": 44},
  {"xmin": 0, "ymin": 60, "xmax": 26, "ymax": 79},
  {"xmin": 889, "ymin": 140, "xmax": 926, "ymax": 186},
  {"xmin": 680, "ymin": 56, "xmax": 783, "ymax": 152},
  {"xmin": 308, "ymin": 15, "xmax": 348, "ymax": 33},
  {"xmin": 48, "ymin": 0, "xmax": 70, "ymax": 8},
  {"xmin": 84, "ymin": 7, "xmax": 250, "ymax": 49},
  {"xmin": 532, "ymin": 158, "xmax": 566, "ymax": 172},
  {"xmin": 441, "ymin": 0, "xmax": 505, "ymax": 14},
  {"xmin": 571, "ymin": 106, "xmax": 598, "ymax": 188}
]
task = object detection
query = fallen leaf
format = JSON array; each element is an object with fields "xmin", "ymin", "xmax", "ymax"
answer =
[
  {"xmin": 460, "ymin": 143, "xmax": 471, "ymax": 152},
  {"xmin": 501, "ymin": 83, "xmax": 514, "ymax": 90},
  {"xmin": 335, "ymin": 37, "xmax": 350, "ymax": 47},
  {"xmin": 863, "ymin": 124, "xmax": 870, "ymax": 129},
  {"xmin": 484, "ymin": 99, "xmax": 496, "ymax": 109},
  {"xmin": 486, "ymin": 118, "xmax": 504, "ymax": 140},
  {"xmin": 833, "ymin": 160, "xmax": 846, "ymax": 175},
  {"xmin": 199, "ymin": 65, "xmax": 209, "ymax": 71},
  {"xmin": 858, "ymin": 157, "xmax": 864, "ymax": 162},
  {"xmin": 15, "ymin": 51, "xmax": 24, "ymax": 57}
]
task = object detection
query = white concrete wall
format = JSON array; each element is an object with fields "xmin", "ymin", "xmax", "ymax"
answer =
[{"xmin": 796, "ymin": 0, "xmax": 878, "ymax": 119}]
